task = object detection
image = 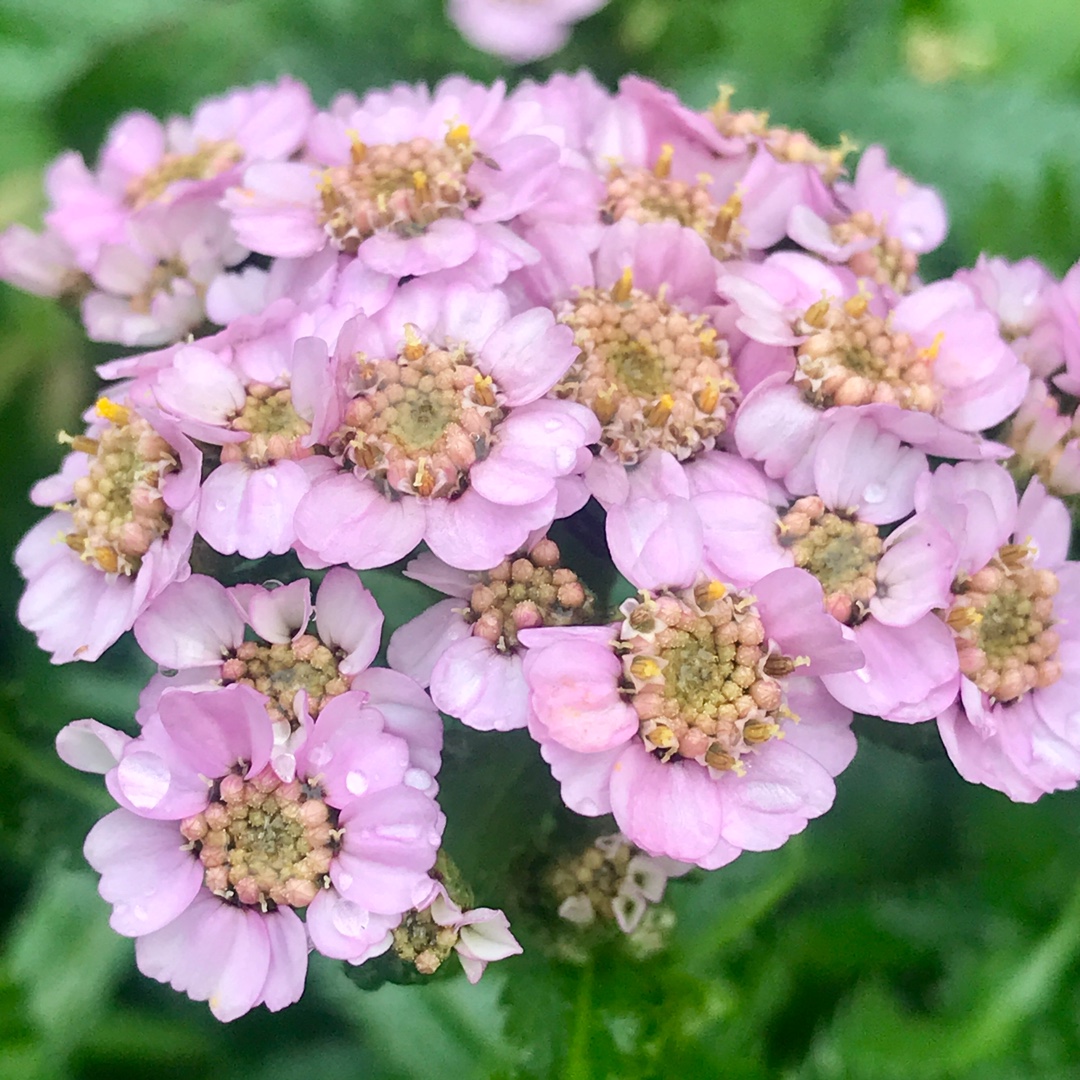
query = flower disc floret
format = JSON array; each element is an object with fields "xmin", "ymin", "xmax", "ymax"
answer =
[
  {"xmin": 555, "ymin": 270, "xmax": 738, "ymax": 464},
  {"xmin": 618, "ymin": 583, "xmax": 799, "ymax": 770},
  {"xmin": 183, "ymin": 765, "xmax": 338, "ymax": 909},
  {"xmin": 946, "ymin": 544, "xmax": 1061, "ymax": 702},
  {"xmin": 779, "ymin": 496, "xmax": 883, "ymax": 625},
  {"xmin": 64, "ymin": 398, "xmax": 178, "ymax": 575},
  {"xmin": 224, "ymin": 636, "xmax": 348, "ymax": 725},
  {"xmin": 319, "ymin": 130, "xmax": 479, "ymax": 253},
  {"xmin": 129, "ymin": 141, "xmax": 244, "ymax": 209},
  {"xmin": 796, "ymin": 294, "xmax": 941, "ymax": 412},
  {"xmin": 464, "ymin": 538, "xmax": 594, "ymax": 651},
  {"xmin": 602, "ymin": 148, "xmax": 745, "ymax": 260},
  {"xmin": 832, "ymin": 210, "xmax": 920, "ymax": 294},
  {"xmin": 336, "ymin": 326, "xmax": 504, "ymax": 499},
  {"xmin": 221, "ymin": 384, "xmax": 313, "ymax": 467}
]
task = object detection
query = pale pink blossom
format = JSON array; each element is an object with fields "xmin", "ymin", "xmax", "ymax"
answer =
[
  {"xmin": 917, "ymin": 465, "xmax": 1080, "ymax": 800},
  {"xmin": 447, "ymin": 0, "xmax": 609, "ymax": 63},
  {"xmin": 15, "ymin": 399, "xmax": 201, "ymax": 664},
  {"xmin": 294, "ymin": 278, "xmax": 597, "ymax": 571},
  {"xmin": 520, "ymin": 569, "xmax": 862, "ymax": 867},
  {"xmin": 59, "ymin": 682, "xmax": 444, "ymax": 1020}
]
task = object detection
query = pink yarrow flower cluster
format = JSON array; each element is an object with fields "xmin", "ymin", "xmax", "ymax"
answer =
[{"xmin": 9, "ymin": 71, "xmax": 1080, "ymax": 1021}]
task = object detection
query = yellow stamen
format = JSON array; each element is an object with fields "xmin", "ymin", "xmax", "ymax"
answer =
[
  {"xmin": 445, "ymin": 123, "xmax": 471, "ymax": 150},
  {"xmin": 412, "ymin": 170, "xmax": 429, "ymax": 199},
  {"xmin": 402, "ymin": 324, "xmax": 426, "ymax": 362},
  {"xmin": 653, "ymin": 143, "xmax": 674, "ymax": 179},
  {"xmin": 946, "ymin": 606, "xmax": 983, "ymax": 632},
  {"xmin": 694, "ymin": 380, "xmax": 720, "ymax": 414},
  {"xmin": 743, "ymin": 720, "xmax": 781, "ymax": 744},
  {"xmin": 94, "ymin": 546, "xmax": 119, "ymax": 573},
  {"xmin": 695, "ymin": 580, "xmax": 727, "ymax": 606},
  {"xmin": 646, "ymin": 394, "xmax": 674, "ymax": 427},
  {"xmin": 843, "ymin": 291, "xmax": 869, "ymax": 318},
  {"xmin": 95, "ymin": 397, "xmax": 130, "ymax": 426},
  {"xmin": 916, "ymin": 330, "xmax": 945, "ymax": 363},
  {"xmin": 612, "ymin": 266, "xmax": 634, "ymax": 303},
  {"xmin": 413, "ymin": 457, "xmax": 435, "ymax": 497},
  {"xmin": 348, "ymin": 132, "xmax": 366, "ymax": 165},
  {"xmin": 630, "ymin": 656, "xmax": 662, "ymax": 680},
  {"xmin": 803, "ymin": 297, "xmax": 831, "ymax": 329},
  {"xmin": 473, "ymin": 374, "xmax": 496, "ymax": 408}
]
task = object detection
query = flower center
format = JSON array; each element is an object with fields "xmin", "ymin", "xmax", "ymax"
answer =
[
  {"xmin": 465, "ymin": 538, "xmax": 595, "ymax": 651},
  {"xmin": 708, "ymin": 87, "xmax": 853, "ymax": 182},
  {"xmin": 129, "ymin": 257, "xmax": 191, "ymax": 314},
  {"xmin": 181, "ymin": 766, "xmax": 338, "ymax": 910},
  {"xmin": 336, "ymin": 326, "xmax": 504, "ymax": 499},
  {"xmin": 62, "ymin": 398, "xmax": 177, "ymax": 575},
  {"xmin": 550, "ymin": 834, "xmax": 653, "ymax": 929},
  {"xmin": 778, "ymin": 497, "xmax": 882, "ymax": 625},
  {"xmin": 222, "ymin": 635, "xmax": 348, "ymax": 727},
  {"xmin": 220, "ymin": 385, "xmax": 313, "ymax": 467},
  {"xmin": 554, "ymin": 269, "xmax": 738, "ymax": 464},
  {"xmin": 833, "ymin": 211, "xmax": 920, "ymax": 294},
  {"xmin": 602, "ymin": 147, "xmax": 745, "ymax": 259},
  {"xmin": 946, "ymin": 544, "xmax": 1061, "ymax": 702},
  {"xmin": 392, "ymin": 907, "xmax": 461, "ymax": 975},
  {"xmin": 127, "ymin": 140, "xmax": 243, "ymax": 209},
  {"xmin": 318, "ymin": 127, "xmax": 479, "ymax": 252},
  {"xmin": 795, "ymin": 294, "xmax": 942, "ymax": 412},
  {"xmin": 618, "ymin": 582, "xmax": 801, "ymax": 771}
]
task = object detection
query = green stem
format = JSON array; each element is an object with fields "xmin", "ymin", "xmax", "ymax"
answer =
[{"xmin": 564, "ymin": 959, "xmax": 594, "ymax": 1080}]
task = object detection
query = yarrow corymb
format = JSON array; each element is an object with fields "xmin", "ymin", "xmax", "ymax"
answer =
[{"xmin": 6, "ymin": 66, "xmax": 1080, "ymax": 1019}]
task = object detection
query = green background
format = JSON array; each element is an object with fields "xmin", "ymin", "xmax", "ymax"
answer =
[{"xmin": 3, "ymin": 1, "xmax": 1080, "ymax": 1076}]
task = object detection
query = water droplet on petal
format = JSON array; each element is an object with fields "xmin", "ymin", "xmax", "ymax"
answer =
[
  {"xmin": 375, "ymin": 823, "xmax": 421, "ymax": 842},
  {"xmin": 579, "ymin": 798, "xmax": 599, "ymax": 815},
  {"xmin": 345, "ymin": 770, "xmax": 368, "ymax": 796},
  {"xmin": 264, "ymin": 472, "xmax": 278, "ymax": 489},
  {"xmin": 214, "ymin": 499, "xmax": 227, "ymax": 512},
  {"xmin": 404, "ymin": 768, "xmax": 432, "ymax": 791},
  {"xmin": 262, "ymin": 579, "xmax": 285, "ymax": 590},
  {"xmin": 543, "ymin": 419, "xmax": 561, "ymax": 433},
  {"xmin": 157, "ymin": 666, "xmax": 179, "ymax": 678},
  {"xmin": 331, "ymin": 897, "xmax": 369, "ymax": 935},
  {"xmin": 863, "ymin": 483, "xmax": 886, "ymax": 505},
  {"xmin": 336, "ymin": 871, "xmax": 353, "ymax": 892}
]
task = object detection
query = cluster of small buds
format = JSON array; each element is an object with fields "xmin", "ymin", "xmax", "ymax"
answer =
[
  {"xmin": 319, "ymin": 130, "xmax": 479, "ymax": 253},
  {"xmin": 223, "ymin": 386, "xmax": 313, "ymax": 467},
  {"xmin": 779, "ymin": 497, "xmax": 883, "ymax": 625},
  {"xmin": 551, "ymin": 833, "xmax": 687, "ymax": 934},
  {"xmin": 946, "ymin": 546, "xmax": 1061, "ymax": 702},
  {"xmin": 224, "ymin": 636, "xmax": 347, "ymax": 725},
  {"xmin": 618, "ymin": 583, "xmax": 794, "ymax": 771},
  {"xmin": 10, "ymin": 67, "xmax": 1080, "ymax": 1021},
  {"xmin": 336, "ymin": 332, "xmax": 504, "ymax": 500},
  {"xmin": 62, "ymin": 399, "xmax": 178, "ymax": 575},
  {"xmin": 554, "ymin": 271, "xmax": 738, "ymax": 464},
  {"xmin": 182, "ymin": 764, "xmax": 337, "ymax": 909},
  {"xmin": 796, "ymin": 295, "xmax": 940, "ymax": 412},
  {"xmin": 466, "ymin": 539, "xmax": 594, "ymax": 649}
]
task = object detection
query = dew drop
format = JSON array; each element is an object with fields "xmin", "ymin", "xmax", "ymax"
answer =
[
  {"xmin": 345, "ymin": 770, "xmax": 368, "ymax": 796},
  {"xmin": 214, "ymin": 499, "xmax": 227, "ymax": 512},
  {"xmin": 262, "ymin": 578, "xmax": 285, "ymax": 590},
  {"xmin": 404, "ymin": 767, "xmax": 432, "ymax": 791},
  {"xmin": 543, "ymin": 418, "xmax": 562, "ymax": 433},
  {"xmin": 375, "ymin": 823, "xmax": 421, "ymax": 842},
  {"xmin": 863, "ymin": 482, "xmax": 886, "ymax": 505},
  {"xmin": 579, "ymin": 797, "xmax": 600, "ymax": 815},
  {"xmin": 157, "ymin": 666, "xmax": 179, "ymax": 678},
  {"xmin": 264, "ymin": 472, "xmax": 278, "ymax": 489}
]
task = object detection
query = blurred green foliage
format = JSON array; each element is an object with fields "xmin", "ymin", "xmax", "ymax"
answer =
[{"xmin": 3, "ymin": 1, "xmax": 1080, "ymax": 1077}]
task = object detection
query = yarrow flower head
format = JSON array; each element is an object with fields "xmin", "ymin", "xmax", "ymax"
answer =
[
  {"xmin": 57, "ymin": 681, "xmax": 445, "ymax": 1020},
  {"xmin": 920, "ymin": 465, "xmax": 1080, "ymax": 801},
  {"xmin": 295, "ymin": 278, "xmax": 598, "ymax": 570},
  {"xmin": 521, "ymin": 567, "xmax": 861, "ymax": 866},
  {"xmin": 550, "ymin": 832, "xmax": 690, "ymax": 934},
  {"xmin": 388, "ymin": 538, "xmax": 597, "ymax": 732},
  {"xmin": 15, "ymin": 396, "xmax": 201, "ymax": 663}
]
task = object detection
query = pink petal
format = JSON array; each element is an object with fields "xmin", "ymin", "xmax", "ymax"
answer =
[
  {"xmin": 431, "ymin": 637, "xmax": 528, "ymax": 731},
  {"xmin": 134, "ymin": 575, "xmax": 243, "ymax": 668},
  {"xmin": 609, "ymin": 744, "xmax": 726, "ymax": 863},
  {"xmin": 386, "ymin": 599, "xmax": 471, "ymax": 687},
  {"xmin": 84, "ymin": 809, "xmax": 204, "ymax": 935},
  {"xmin": 135, "ymin": 892, "xmax": 272, "ymax": 1021}
]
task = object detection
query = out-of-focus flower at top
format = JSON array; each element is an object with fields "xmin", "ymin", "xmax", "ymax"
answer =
[{"xmin": 446, "ymin": 0, "xmax": 610, "ymax": 64}]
